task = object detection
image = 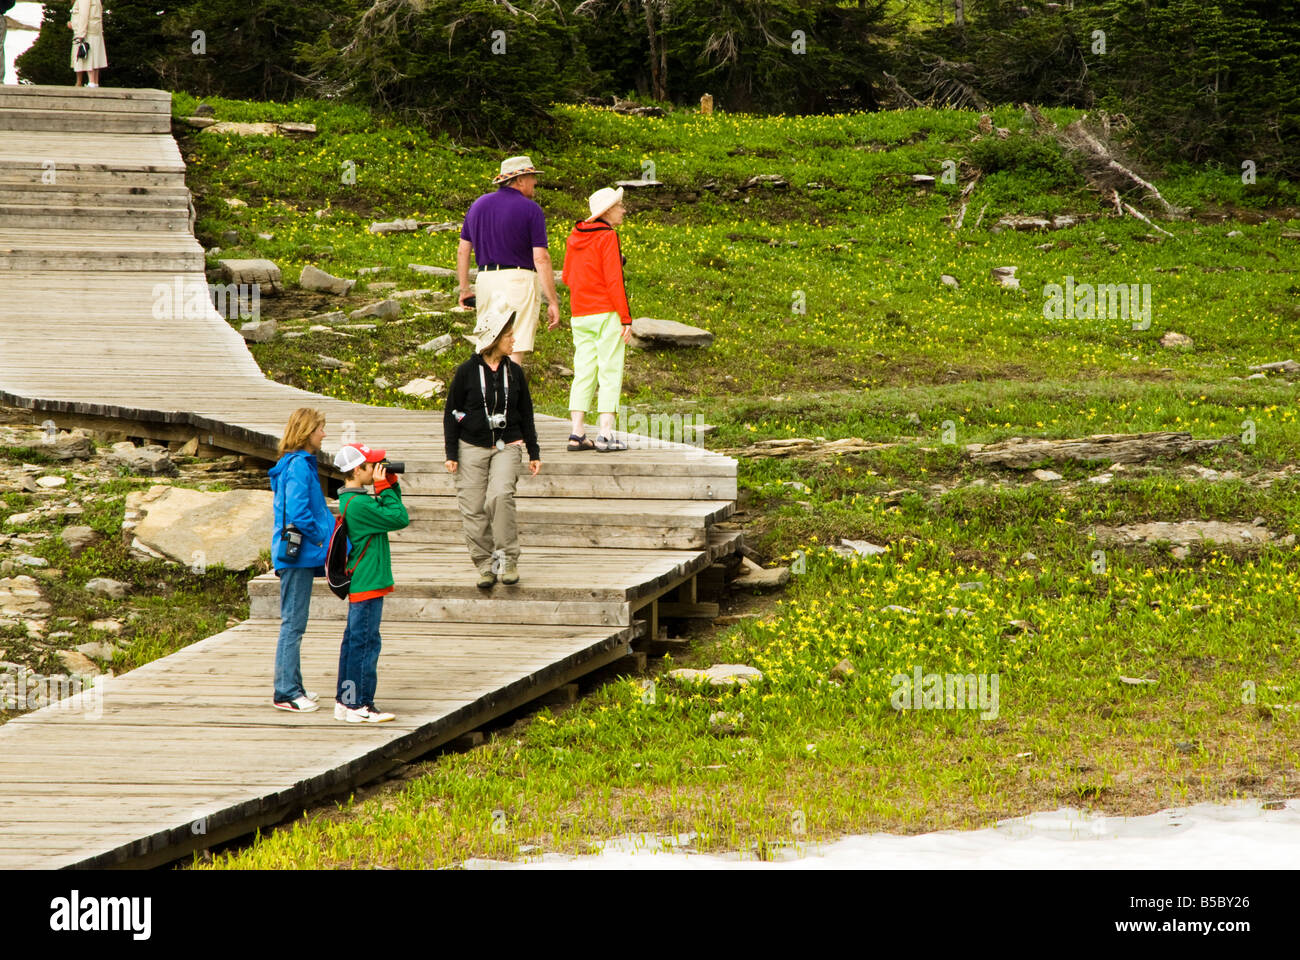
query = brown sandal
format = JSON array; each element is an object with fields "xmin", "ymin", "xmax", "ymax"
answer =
[{"xmin": 567, "ymin": 433, "xmax": 596, "ymax": 452}]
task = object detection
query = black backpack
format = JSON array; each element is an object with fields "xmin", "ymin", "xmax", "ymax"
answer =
[{"xmin": 325, "ymin": 494, "xmax": 375, "ymax": 600}]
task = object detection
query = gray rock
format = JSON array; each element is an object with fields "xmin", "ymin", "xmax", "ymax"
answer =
[
  {"xmin": 315, "ymin": 355, "xmax": 352, "ymax": 370},
  {"xmin": 56, "ymin": 650, "xmax": 100, "ymax": 677},
  {"xmin": 741, "ymin": 174, "xmax": 789, "ymax": 190},
  {"xmin": 85, "ymin": 577, "xmax": 129, "ymax": 600},
  {"xmin": 1020, "ymin": 551, "xmax": 1038, "ymax": 561},
  {"xmin": 60, "ymin": 526, "xmax": 97, "ymax": 556},
  {"xmin": 76, "ymin": 640, "xmax": 117, "ymax": 660},
  {"xmin": 16, "ymin": 554, "xmax": 48, "ymax": 568},
  {"xmin": 940, "ymin": 274, "xmax": 960, "ymax": 288},
  {"xmin": 1092, "ymin": 520, "xmax": 1273, "ymax": 548},
  {"xmin": 1248, "ymin": 360, "xmax": 1300, "ymax": 375},
  {"xmin": 1160, "ymin": 331, "xmax": 1193, "ymax": 350},
  {"xmin": 1032, "ymin": 468, "xmax": 1063, "ymax": 482},
  {"xmin": 123, "ymin": 485, "xmax": 273, "ymax": 572},
  {"xmin": 407, "ymin": 263, "xmax": 459, "ymax": 279},
  {"xmin": 418, "ymin": 334, "xmax": 456, "ymax": 355},
  {"xmin": 668, "ymin": 664, "xmax": 764, "ymax": 687},
  {"xmin": 424, "ymin": 221, "xmax": 462, "ymax": 233},
  {"xmin": 830, "ymin": 659, "xmax": 856, "ymax": 681},
  {"xmin": 48, "ymin": 434, "xmax": 93, "ymax": 460},
  {"xmin": 218, "ymin": 258, "xmax": 283, "ymax": 295},
  {"xmin": 278, "ymin": 121, "xmax": 316, "ymax": 137},
  {"xmin": 35, "ymin": 476, "xmax": 66, "ymax": 488},
  {"xmin": 357, "ymin": 266, "xmax": 387, "ymax": 276},
  {"xmin": 990, "ymin": 265, "xmax": 1020, "ymax": 289},
  {"xmin": 350, "ymin": 299, "xmax": 400, "ymax": 321},
  {"xmin": 105, "ymin": 443, "xmax": 177, "ymax": 476},
  {"xmin": 629, "ymin": 317, "xmax": 713, "ymax": 349},
  {"xmin": 397, "ymin": 378, "xmax": 443, "ymax": 399},
  {"xmin": 837, "ymin": 539, "xmax": 888, "ymax": 557},
  {"xmin": 365, "ymin": 281, "xmax": 397, "ymax": 292},
  {"xmin": 300, "ymin": 264, "xmax": 356, "ymax": 296},
  {"xmin": 240, "ymin": 318, "xmax": 277, "ymax": 343},
  {"xmin": 369, "ymin": 219, "xmax": 420, "ymax": 235},
  {"xmin": 305, "ymin": 310, "xmax": 348, "ymax": 324}
]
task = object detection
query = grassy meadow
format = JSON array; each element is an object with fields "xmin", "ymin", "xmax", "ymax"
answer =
[{"xmin": 161, "ymin": 93, "xmax": 1300, "ymax": 866}]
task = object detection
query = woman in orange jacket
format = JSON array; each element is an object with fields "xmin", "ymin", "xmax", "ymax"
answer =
[{"xmin": 561, "ymin": 187, "xmax": 632, "ymax": 452}]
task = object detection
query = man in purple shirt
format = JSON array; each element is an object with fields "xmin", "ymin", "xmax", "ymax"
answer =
[{"xmin": 458, "ymin": 156, "xmax": 561, "ymax": 365}]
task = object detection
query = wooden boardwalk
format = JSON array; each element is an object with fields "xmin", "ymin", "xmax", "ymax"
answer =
[{"xmin": 0, "ymin": 86, "xmax": 738, "ymax": 868}]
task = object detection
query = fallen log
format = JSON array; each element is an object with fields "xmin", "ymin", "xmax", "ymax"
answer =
[{"xmin": 968, "ymin": 432, "xmax": 1235, "ymax": 468}]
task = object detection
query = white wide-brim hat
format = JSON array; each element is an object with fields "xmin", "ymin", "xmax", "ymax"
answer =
[
  {"xmin": 494, "ymin": 155, "xmax": 542, "ymax": 184},
  {"xmin": 465, "ymin": 295, "xmax": 519, "ymax": 353},
  {"xmin": 586, "ymin": 186, "xmax": 624, "ymax": 221}
]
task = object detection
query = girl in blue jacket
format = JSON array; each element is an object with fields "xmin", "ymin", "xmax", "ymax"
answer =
[{"xmin": 267, "ymin": 408, "xmax": 336, "ymax": 711}]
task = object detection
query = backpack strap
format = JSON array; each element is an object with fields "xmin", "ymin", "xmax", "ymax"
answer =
[{"xmin": 340, "ymin": 493, "xmax": 377, "ymax": 575}]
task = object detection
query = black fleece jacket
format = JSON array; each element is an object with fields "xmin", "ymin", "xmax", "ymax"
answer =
[{"xmin": 443, "ymin": 352, "xmax": 541, "ymax": 462}]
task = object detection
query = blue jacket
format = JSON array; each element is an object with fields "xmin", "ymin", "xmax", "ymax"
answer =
[{"xmin": 268, "ymin": 450, "xmax": 335, "ymax": 570}]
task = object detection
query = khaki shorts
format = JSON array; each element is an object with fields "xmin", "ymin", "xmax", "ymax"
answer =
[{"xmin": 475, "ymin": 268, "xmax": 542, "ymax": 352}]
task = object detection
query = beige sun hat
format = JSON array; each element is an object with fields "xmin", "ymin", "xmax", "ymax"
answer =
[
  {"xmin": 586, "ymin": 186, "xmax": 625, "ymax": 221},
  {"xmin": 493, "ymin": 155, "xmax": 542, "ymax": 184},
  {"xmin": 464, "ymin": 295, "xmax": 519, "ymax": 353}
]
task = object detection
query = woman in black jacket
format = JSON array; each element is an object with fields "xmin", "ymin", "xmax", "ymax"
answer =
[{"xmin": 444, "ymin": 299, "xmax": 542, "ymax": 588}]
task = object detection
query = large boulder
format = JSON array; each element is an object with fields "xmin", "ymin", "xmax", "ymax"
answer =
[
  {"xmin": 218, "ymin": 259, "xmax": 283, "ymax": 295},
  {"xmin": 105, "ymin": 442, "xmax": 177, "ymax": 476},
  {"xmin": 122, "ymin": 485, "xmax": 274, "ymax": 571},
  {"xmin": 629, "ymin": 317, "xmax": 714, "ymax": 349}
]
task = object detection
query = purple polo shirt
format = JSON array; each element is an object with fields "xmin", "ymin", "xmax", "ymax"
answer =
[{"xmin": 461, "ymin": 185, "xmax": 548, "ymax": 269}]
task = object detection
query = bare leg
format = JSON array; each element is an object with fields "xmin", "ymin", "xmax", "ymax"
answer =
[
  {"xmin": 89, "ymin": 69, "xmax": 99, "ymax": 85},
  {"xmin": 597, "ymin": 412, "xmax": 616, "ymax": 438},
  {"xmin": 75, "ymin": 72, "xmax": 84, "ymax": 87},
  {"xmin": 570, "ymin": 411, "xmax": 587, "ymax": 437}
]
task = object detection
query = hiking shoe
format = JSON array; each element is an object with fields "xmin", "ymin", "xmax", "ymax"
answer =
[
  {"xmin": 501, "ymin": 560, "xmax": 519, "ymax": 585},
  {"xmin": 274, "ymin": 696, "xmax": 319, "ymax": 713},
  {"xmin": 477, "ymin": 568, "xmax": 497, "ymax": 589},
  {"xmin": 344, "ymin": 704, "xmax": 395, "ymax": 723}
]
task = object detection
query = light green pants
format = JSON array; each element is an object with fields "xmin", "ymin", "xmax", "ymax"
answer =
[{"xmin": 568, "ymin": 311, "xmax": 626, "ymax": 415}]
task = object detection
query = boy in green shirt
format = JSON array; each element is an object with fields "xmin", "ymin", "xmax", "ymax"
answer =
[{"xmin": 332, "ymin": 443, "xmax": 410, "ymax": 723}]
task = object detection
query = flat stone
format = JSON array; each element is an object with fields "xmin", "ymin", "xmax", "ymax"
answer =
[
  {"xmin": 16, "ymin": 554, "xmax": 48, "ymax": 568},
  {"xmin": 56, "ymin": 650, "xmax": 101, "ymax": 677},
  {"xmin": 85, "ymin": 577, "xmax": 128, "ymax": 600},
  {"xmin": 424, "ymin": 221, "xmax": 461, "ymax": 233},
  {"xmin": 732, "ymin": 563, "xmax": 789, "ymax": 590},
  {"xmin": 60, "ymin": 526, "xmax": 97, "ymax": 555},
  {"xmin": 835, "ymin": 539, "xmax": 888, "ymax": 557},
  {"xmin": 240, "ymin": 318, "xmax": 277, "ymax": 343},
  {"xmin": 408, "ymin": 263, "xmax": 461, "ymax": 279},
  {"xmin": 629, "ymin": 317, "xmax": 713, "ymax": 349},
  {"xmin": 184, "ymin": 116, "xmax": 217, "ymax": 129},
  {"xmin": 89, "ymin": 619, "xmax": 123, "ymax": 635},
  {"xmin": 1032, "ymin": 468, "xmax": 1063, "ymax": 482},
  {"xmin": 350, "ymin": 299, "xmax": 400, "ymax": 321},
  {"xmin": 315, "ymin": 355, "xmax": 352, "ymax": 370},
  {"xmin": 4, "ymin": 512, "xmax": 37, "ymax": 527},
  {"xmin": 417, "ymin": 334, "xmax": 456, "ymax": 355},
  {"xmin": 35, "ymin": 476, "xmax": 66, "ymax": 488},
  {"xmin": 123, "ymin": 485, "xmax": 273, "ymax": 571},
  {"xmin": 300, "ymin": 264, "xmax": 356, "ymax": 296},
  {"xmin": 104, "ymin": 443, "xmax": 176, "ymax": 476},
  {"xmin": 47, "ymin": 434, "xmax": 93, "ymax": 461},
  {"xmin": 278, "ymin": 121, "xmax": 317, "ymax": 136},
  {"xmin": 369, "ymin": 219, "xmax": 420, "ymax": 234},
  {"xmin": 1160, "ymin": 330, "xmax": 1193, "ymax": 349},
  {"xmin": 1092, "ymin": 520, "xmax": 1273, "ymax": 548},
  {"xmin": 397, "ymin": 378, "xmax": 444, "ymax": 399},
  {"xmin": 76, "ymin": 640, "xmax": 117, "ymax": 660},
  {"xmin": 940, "ymin": 274, "xmax": 959, "ymax": 288},
  {"xmin": 667, "ymin": 664, "xmax": 764, "ymax": 688},
  {"xmin": 218, "ymin": 258, "xmax": 283, "ymax": 295}
]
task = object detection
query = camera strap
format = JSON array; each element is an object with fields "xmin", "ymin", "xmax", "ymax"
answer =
[{"xmin": 478, "ymin": 359, "xmax": 508, "ymax": 445}]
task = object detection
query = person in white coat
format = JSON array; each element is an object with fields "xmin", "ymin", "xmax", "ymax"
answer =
[{"xmin": 67, "ymin": 0, "xmax": 107, "ymax": 87}]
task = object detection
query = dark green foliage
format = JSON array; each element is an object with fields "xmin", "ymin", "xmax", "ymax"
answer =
[
  {"xmin": 296, "ymin": 0, "xmax": 591, "ymax": 145},
  {"xmin": 968, "ymin": 131, "xmax": 1079, "ymax": 188}
]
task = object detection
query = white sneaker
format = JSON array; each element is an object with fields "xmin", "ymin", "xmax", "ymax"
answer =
[
  {"xmin": 273, "ymin": 695, "xmax": 319, "ymax": 712},
  {"xmin": 305, "ymin": 691, "xmax": 320, "ymax": 702},
  {"xmin": 334, "ymin": 701, "xmax": 348, "ymax": 720},
  {"xmin": 86, "ymin": 82, "xmax": 98, "ymax": 88},
  {"xmin": 345, "ymin": 704, "xmax": 395, "ymax": 723}
]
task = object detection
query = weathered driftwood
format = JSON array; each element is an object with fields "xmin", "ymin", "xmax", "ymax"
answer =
[
  {"xmin": 967, "ymin": 432, "xmax": 1235, "ymax": 468},
  {"xmin": 716, "ymin": 437, "xmax": 902, "ymax": 459}
]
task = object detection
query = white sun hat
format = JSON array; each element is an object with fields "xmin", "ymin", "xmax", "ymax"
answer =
[
  {"xmin": 465, "ymin": 295, "xmax": 519, "ymax": 353},
  {"xmin": 586, "ymin": 186, "xmax": 625, "ymax": 221}
]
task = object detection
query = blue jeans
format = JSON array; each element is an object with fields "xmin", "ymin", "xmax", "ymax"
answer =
[
  {"xmin": 337, "ymin": 597, "xmax": 384, "ymax": 709},
  {"xmin": 274, "ymin": 566, "xmax": 317, "ymax": 702}
]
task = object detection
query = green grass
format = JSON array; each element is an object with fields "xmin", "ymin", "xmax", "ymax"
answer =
[{"xmin": 153, "ymin": 91, "xmax": 1300, "ymax": 866}]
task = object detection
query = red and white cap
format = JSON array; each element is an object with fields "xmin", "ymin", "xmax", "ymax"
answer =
[{"xmin": 333, "ymin": 443, "xmax": 386, "ymax": 473}]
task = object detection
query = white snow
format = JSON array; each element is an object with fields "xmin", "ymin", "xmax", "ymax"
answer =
[{"xmin": 463, "ymin": 800, "xmax": 1300, "ymax": 870}]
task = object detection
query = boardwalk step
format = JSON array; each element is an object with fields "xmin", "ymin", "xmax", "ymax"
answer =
[
  {"xmin": 0, "ymin": 108, "xmax": 172, "ymax": 134},
  {"xmin": 0, "ymin": 203, "xmax": 190, "ymax": 231},
  {"xmin": 0, "ymin": 90, "xmax": 173, "ymax": 115},
  {"xmin": 0, "ymin": 186, "xmax": 190, "ymax": 207}
]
